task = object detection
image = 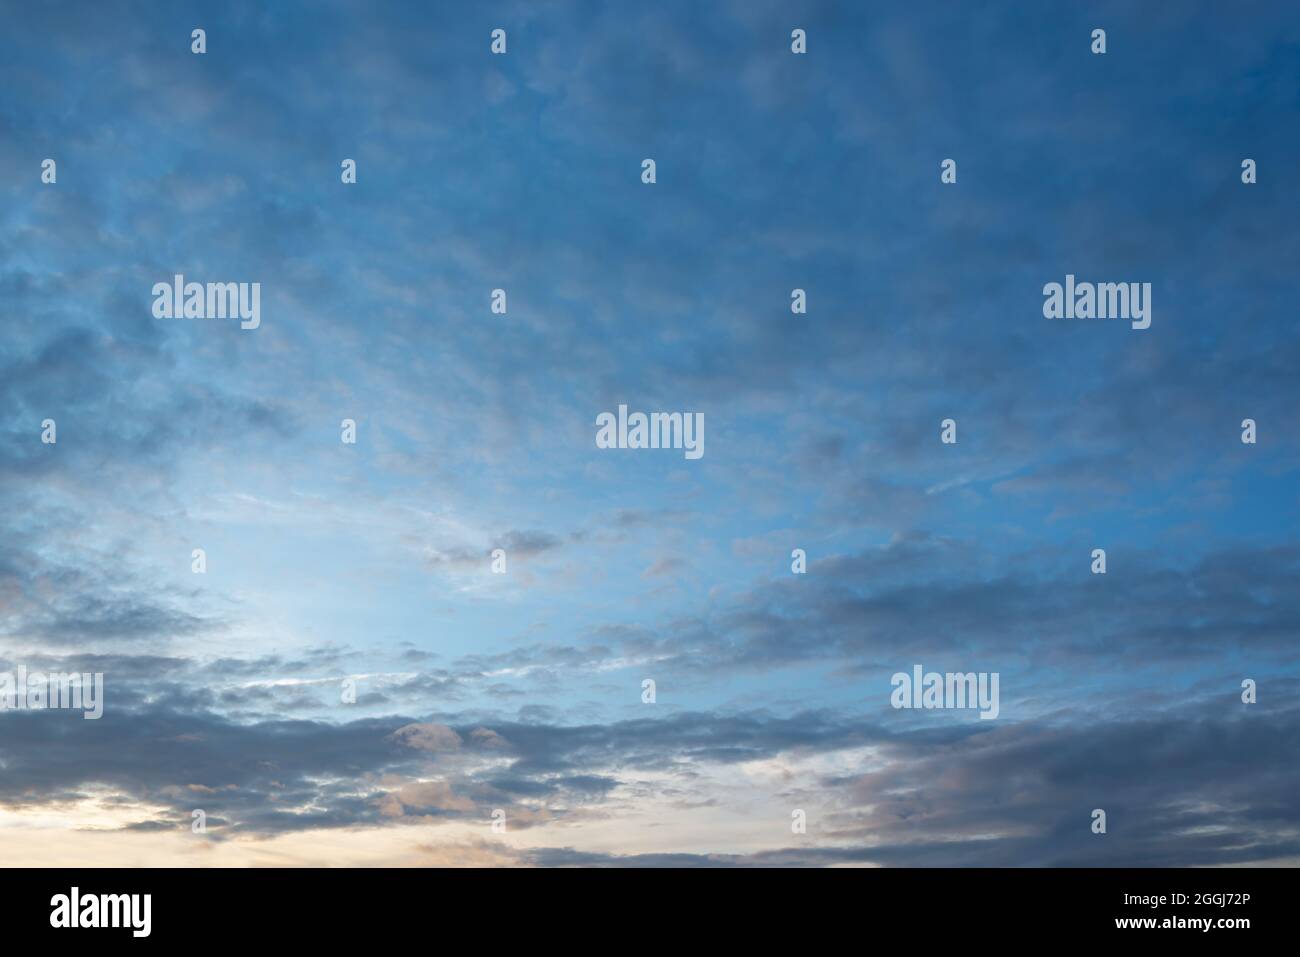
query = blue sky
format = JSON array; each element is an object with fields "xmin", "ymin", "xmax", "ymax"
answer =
[{"xmin": 0, "ymin": 0, "xmax": 1297, "ymax": 866}]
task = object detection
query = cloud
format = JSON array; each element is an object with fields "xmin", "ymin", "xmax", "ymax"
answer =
[
  {"xmin": 0, "ymin": 0, "xmax": 1296, "ymax": 867},
  {"xmin": 391, "ymin": 723, "xmax": 463, "ymax": 753}
]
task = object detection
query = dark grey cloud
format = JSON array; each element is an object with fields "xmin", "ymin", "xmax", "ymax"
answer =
[
  {"xmin": 1, "ymin": 667, "xmax": 1292, "ymax": 865},
  {"xmin": 576, "ymin": 539, "xmax": 1300, "ymax": 678},
  {"xmin": 0, "ymin": 541, "xmax": 220, "ymax": 650},
  {"xmin": 533, "ymin": 702, "xmax": 1300, "ymax": 867},
  {"xmin": 425, "ymin": 529, "xmax": 563, "ymax": 568},
  {"xmin": 817, "ymin": 702, "xmax": 1300, "ymax": 867}
]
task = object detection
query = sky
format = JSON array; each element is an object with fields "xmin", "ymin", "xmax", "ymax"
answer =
[{"xmin": 1, "ymin": 0, "xmax": 1298, "ymax": 867}]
